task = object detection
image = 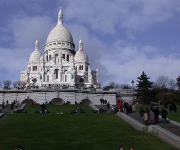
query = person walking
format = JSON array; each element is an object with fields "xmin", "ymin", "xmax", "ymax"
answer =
[
  {"xmin": 149, "ymin": 110, "xmax": 155, "ymax": 124},
  {"xmin": 139, "ymin": 107, "xmax": 145, "ymax": 120},
  {"xmin": 143, "ymin": 111, "xmax": 149, "ymax": 125},
  {"xmin": 161, "ymin": 108, "xmax": 168, "ymax": 124},
  {"xmin": 154, "ymin": 106, "xmax": 159, "ymax": 124}
]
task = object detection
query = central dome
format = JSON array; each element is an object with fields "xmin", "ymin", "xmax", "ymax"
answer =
[
  {"xmin": 46, "ymin": 24, "xmax": 73, "ymax": 44},
  {"xmin": 46, "ymin": 9, "xmax": 74, "ymax": 44}
]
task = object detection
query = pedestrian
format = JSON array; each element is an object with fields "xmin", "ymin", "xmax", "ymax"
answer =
[
  {"xmin": 119, "ymin": 146, "xmax": 124, "ymax": 150},
  {"xmin": 154, "ymin": 106, "xmax": 159, "ymax": 124},
  {"xmin": 132, "ymin": 104, "xmax": 136, "ymax": 113},
  {"xmin": 139, "ymin": 107, "xmax": 145, "ymax": 120},
  {"xmin": 161, "ymin": 108, "xmax": 168, "ymax": 124},
  {"xmin": 143, "ymin": 111, "xmax": 149, "ymax": 125},
  {"xmin": 149, "ymin": 110, "xmax": 155, "ymax": 124}
]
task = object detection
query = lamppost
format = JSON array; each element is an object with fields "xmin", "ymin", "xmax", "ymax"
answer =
[
  {"xmin": 16, "ymin": 93, "xmax": 18, "ymax": 100},
  {"xmin": 45, "ymin": 90, "xmax": 46, "ymax": 104},
  {"xmin": 131, "ymin": 80, "xmax": 135, "ymax": 104}
]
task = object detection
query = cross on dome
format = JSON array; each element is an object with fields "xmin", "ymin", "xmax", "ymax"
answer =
[
  {"xmin": 79, "ymin": 39, "xmax": 83, "ymax": 50},
  {"xmin": 35, "ymin": 40, "xmax": 39, "ymax": 50}
]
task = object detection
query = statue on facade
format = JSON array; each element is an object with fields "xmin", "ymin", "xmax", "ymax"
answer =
[{"xmin": 38, "ymin": 72, "xmax": 42, "ymax": 86}]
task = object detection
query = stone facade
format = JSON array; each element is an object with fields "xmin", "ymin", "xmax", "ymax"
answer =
[{"xmin": 20, "ymin": 9, "xmax": 98, "ymax": 88}]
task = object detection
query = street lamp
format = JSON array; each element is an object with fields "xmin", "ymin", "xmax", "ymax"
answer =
[
  {"xmin": 45, "ymin": 90, "xmax": 46, "ymax": 104},
  {"xmin": 131, "ymin": 80, "xmax": 135, "ymax": 103}
]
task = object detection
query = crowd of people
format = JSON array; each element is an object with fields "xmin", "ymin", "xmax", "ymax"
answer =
[
  {"xmin": 100, "ymin": 98, "xmax": 108, "ymax": 105},
  {"xmin": 139, "ymin": 102, "xmax": 169, "ymax": 125},
  {"xmin": 111, "ymin": 100, "xmax": 136, "ymax": 114}
]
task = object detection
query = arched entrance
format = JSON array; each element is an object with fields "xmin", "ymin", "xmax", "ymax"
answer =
[
  {"xmin": 80, "ymin": 99, "xmax": 91, "ymax": 105},
  {"xmin": 50, "ymin": 98, "xmax": 64, "ymax": 105},
  {"xmin": 21, "ymin": 99, "xmax": 35, "ymax": 105}
]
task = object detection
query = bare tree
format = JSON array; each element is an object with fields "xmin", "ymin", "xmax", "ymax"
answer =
[
  {"xmin": 108, "ymin": 81, "xmax": 120, "ymax": 89},
  {"xmin": 168, "ymin": 79, "xmax": 177, "ymax": 90},
  {"xmin": 13, "ymin": 81, "xmax": 20, "ymax": 88},
  {"xmin": 3, "ymin": 80, "xmax": 12, "ymax": 88},
  {"xmin": 0, "ymin": 81, "xmax": 2, "ymax": 87},
  {"xmin": 120, "ymin": 84, "xmax": 132, "ymax": 89},
  {"xmin": 20, "ymin": 81, "xmax": 27, "ymax": 87},
  {"xmin": 97, "ymin": 82, "xmax": 102, "ymax": 88},
  {"xmin": 154, "ymin": 76, "xmax": 169, "ymax": 89}
]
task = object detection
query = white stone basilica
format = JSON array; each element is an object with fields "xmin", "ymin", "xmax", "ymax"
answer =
[{"xmin": 20, "ymin": 9, "xmax": 98, "ymax": 88}]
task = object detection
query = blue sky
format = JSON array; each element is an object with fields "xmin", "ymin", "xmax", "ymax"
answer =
[{"xmin": 0, "ymin": 0, "xmax": 180, "ymax": 86}]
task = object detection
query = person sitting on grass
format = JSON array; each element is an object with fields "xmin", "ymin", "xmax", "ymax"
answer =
[
  {"xmin": 119, "ymin": 146, "xmax": 124, "ymax": 150},
  {"xmin": 129, "ymin": 146, "xmax": 134, "ymax": 150},
  {"xmin": 40, "ymin": 103, "xmax": 46, "ymax": 114},
  {"xmin": 98, "ymin": 107, "xmax": 104, "ymax": 113},
  {"xmin": 76, "ymin": 107, "xmax": 82, "ymax": 114}
]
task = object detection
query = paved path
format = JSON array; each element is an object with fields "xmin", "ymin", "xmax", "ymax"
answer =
[
  {"xmin": 128, "ymin": 112, "xmax": 180, "ymax": 137},
  {"xmin": 95, "ymin": 105, "xmax": 112, "ymax": 113},
  {"xmin": 1, "ymin": 104, "xmax": 12, "ymax": 114}
]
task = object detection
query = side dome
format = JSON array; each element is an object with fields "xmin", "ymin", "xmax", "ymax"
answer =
[
  {"xmin": 29, "ymin": 40, "xmax": 41, "ymax": 62},
  {"xmin": 46, "ymin": 8, "xmax": 73, "ymax": 44},
  {"xmin": 29, "ymin": 50, "xmax": 41, "ymax": 62},
  {"xmin": 74, "ymin": 49, "xmax": 89, "ymax": 62}
]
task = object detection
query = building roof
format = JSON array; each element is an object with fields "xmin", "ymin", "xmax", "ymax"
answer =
[{"xmin": 46, "ymin": 8, "xmax": 74, "ymax": 44}]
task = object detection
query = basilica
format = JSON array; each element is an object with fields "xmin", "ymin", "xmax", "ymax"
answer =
[{"xmin": 20, "ymin": 9, "xmax": 98, "ymax": 88}]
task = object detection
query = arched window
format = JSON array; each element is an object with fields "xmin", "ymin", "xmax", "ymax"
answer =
[
  {"xmin": 33, "ymin": 66, "xmax": 37, "ymax": 71},
  {"xmin": 65, "ymin": 75, "xmax": 67, "ymax": 82},
  {"xmin": 54, "ymin": 69, "xmax": 58, "ymax": 79},
  {"xmin": 47, "ymin": 75, "xmax": 49, "ymax": 82},
  {"xmin": 55, "ymin": 54, "xmax": 58, "ymax": 64},
  {"xmin": 82, "ymin": 65, "xmax": 83, "ymax": 70},
  {"xmin": 67, "ymin": 54, "xmax": 69, "ymax": 62},
  {"xmin": 62, "ymin": 54, "xmax": 65, "ymax": 59},
  {"xmin": 79, "ymin": 66, "xmax": 81, "ymax": 70}
]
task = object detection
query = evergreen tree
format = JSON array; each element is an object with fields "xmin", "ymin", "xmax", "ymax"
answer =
[{"xmin": 136, "ymin": 71, "xmax": 153, "ymax": 104}]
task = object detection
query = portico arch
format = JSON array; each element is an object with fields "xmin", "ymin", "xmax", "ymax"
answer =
[{"xmin": 50, "ymin": 98, "xmax": 64, "ymax": 105}]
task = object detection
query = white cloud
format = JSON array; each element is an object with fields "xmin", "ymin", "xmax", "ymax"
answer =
[
  {"xmin": 100, "ymin": 42, "xmax": 180, "ymax": 85},
  {"xmin": 7, "ymin": 15, "xmax": 53, "ymax": 49}
]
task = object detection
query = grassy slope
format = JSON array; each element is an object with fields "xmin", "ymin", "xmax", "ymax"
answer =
[{"xmin": 0, "ymin": 105, "xmax": 178, "ymax": 150}]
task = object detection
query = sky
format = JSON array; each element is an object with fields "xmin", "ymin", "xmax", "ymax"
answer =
[{"xmin": 0, "ymin": 0, "xmax": 180, "ymax": 87}]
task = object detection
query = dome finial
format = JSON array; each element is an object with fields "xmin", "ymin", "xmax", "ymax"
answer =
[
  {"xmin": 79, "ymin": 39, "xmax": 83, "ymax": 50},
  {"xmin": 35, "ymin": 40, "xmax": 39, "ymax": 50},
  {"xmin": 58, "ymin": 7, "xmax": 63, "ymax": 24}
]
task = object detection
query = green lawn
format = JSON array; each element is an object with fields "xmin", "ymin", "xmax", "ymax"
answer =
[{"xmin": 0, "ymin": 104, "xmax": 178, "ymax": 150}]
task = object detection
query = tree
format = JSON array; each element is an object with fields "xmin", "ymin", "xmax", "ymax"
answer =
[
  {"xmin": 13, "ymin": 81, "xmax": 20, "ymax": 88},
  {"xmin": 154, "ymin": 76, "xmax": 169, "ymax": 89},
  {"xmin": 154, "ymin": 76, "xmax": 177, "ymax": 90},
  {"xmin": 20, "ymin": 81, "xmax": 27, "ymax": 87},
  {"xmin": 3, "ymin": 80, "xmax": 12, "ymax": 89},
  {"xmin": 136, "ymin": 71, "xmax": 153, "ymax": 104},
  {"xmin": 120, "ymin": 84, "xmax": 132, "ymax": 89},
  {"xmin": 168, "ymin": 79, "xmax": 177, "ymax": 90},
  {"xmin": 108, "ymin": 81, "xmax": 120, "ymax": 89},
  {"xmin": 176, "ymin": 76, "xmax": 180, "ymax": 90}
]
